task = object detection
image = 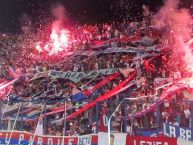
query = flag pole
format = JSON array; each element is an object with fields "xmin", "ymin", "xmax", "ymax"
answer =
[
  {"xmin": 62, "ymin": 101, "xmax": 67, "ymax": 145},
  {"xmin": 31, "ymin": 103, "xmax": 45, "ymax": 145},
  {"xmin": 7, "ymin": 103, "xmax": 22, "ymax": 144}
]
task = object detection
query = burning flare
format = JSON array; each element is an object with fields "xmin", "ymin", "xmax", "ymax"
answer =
[{"xmin": 36, "ymin": 23, "xmax": 70, "ymax": 55}]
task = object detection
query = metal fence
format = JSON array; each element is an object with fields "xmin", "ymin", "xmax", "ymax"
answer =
[{"xmin": 0, "ymin": 100, "xmax": 193, "ymax": 136}]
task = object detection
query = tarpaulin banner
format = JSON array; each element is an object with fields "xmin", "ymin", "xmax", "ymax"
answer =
[
  {"xmin": 127, "ymin": 83, "xmax": 188, "ymax": 119},
  {"xmin": 66, "ymin": 71, "xmax": 136, "ymax": 119},
  {"xmin": 32, "ymin": 67, "xmax": 134, "ymax": 83},
  {"xmin": 48, "ymin": 68, "xmax": 117, "ymax": 83},
  {"xmin": 29, "ymin": 45, "xmax": 162, "ymax": 82},
  {"xmin": 91, "ymin": 36, "xmax": 141, "ymax": 49},
  {"xmin": 73, "ymin": 46, "xmax": 160, "ymax": 56},
  {"xmin": 83, "ymin": 73, "xmax": 120, "ymax": 96},
  {"xmin": 78, "ymin": 135, "xmax": 98, "ymax": 145},
  {"xmin": 0, "ymin": 131, "xmax": 98, "ymax": 145},
  {"xmin": 136, "ymin": 129, "xmax": 160, "ymax": 137},
  {"xmin": 1, "ymin": 131, "xmax": 193, "ymax": 145},
  {"xmin": 41, "ymin": 73, "xmax": 120, "ymax": 117},
  {"xmin": 3, "ymin": 73, "xmax": 121, "ymax": 120},
  {"xmin": 163, "ymin": 123, "xmax": 193, "ymax": 141},
  {"xmin": 126, "ymin": 136, "xmax": 177, "ymax": 145}
]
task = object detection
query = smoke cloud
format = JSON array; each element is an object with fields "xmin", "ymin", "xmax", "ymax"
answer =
[
  {"xmin": 50, "ymin": 2, "xmax": 68, "ymax": 31},
  {"xmin": 51, "ymin": 2, "xmax": 67, "ymax": 22},
  {"xmin": 153, "ymin": 0, "xmax": 193, "ymax": 68},
  {"xmin": 20, "ymin": 13, "xmax": 32, "ymax": 34}
]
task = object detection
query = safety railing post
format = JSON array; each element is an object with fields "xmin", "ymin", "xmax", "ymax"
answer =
[
  {"xmin": 156, "ymin": 102, "xmax": 160, "ymax": 132},
  {"xmin": 96, "ymin": 101, "xmax": 99, "ymax": 133},
  {"xmin": 43, "ymin": 101, "xmax": 47, "ymax": 135},
  {"xmin": 190, "ymin": 101, "xmax": 193, "ymax": 128},
  {"xmin": 64, "ymin": 101, "xmax": 67, "ymax": 136},
  {"xmin": 124, "ymin": 100, "xmax": 127, "ymax": 133},
  {"xmin": 0, "ymin": 101, "xmax": 2, "ymax": 130},
  {"xmin": 21, "ymin": 101, "xmax": 24, "ymax": 131}
]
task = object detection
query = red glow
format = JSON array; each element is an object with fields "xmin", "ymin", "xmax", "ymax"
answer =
[{"xmin": 36, "ymin": 23, "xmax": 70, "ymax": 56}]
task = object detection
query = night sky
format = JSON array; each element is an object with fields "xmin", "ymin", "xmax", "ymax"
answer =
[{"xmin": 0, "ymin": 0, "xmax": 192, "ymax": 33}]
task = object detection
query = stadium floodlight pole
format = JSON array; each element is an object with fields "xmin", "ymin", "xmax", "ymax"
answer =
[{"xmin": 108, "ymin": 98, "xmax": 126, "ymax": 145}]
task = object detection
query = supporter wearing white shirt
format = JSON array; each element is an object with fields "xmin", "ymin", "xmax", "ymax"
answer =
[
  {"xmin": 161, "ymin": 109, "xmax": 168, "ymax": 122},
  {"xmin": 73, "ymin": 64, "xmax": 79, "ymax": 71},
  {"xmin": 184, "ymin": 106, "xmax": 191, "ymax": 119},
  {"xmin": 95, "ymin": 62, "xmax": 98, "ymax": 70},
  {"xmin": 114, "ymin": 29, "xmax": 119, "ymax": 38}
]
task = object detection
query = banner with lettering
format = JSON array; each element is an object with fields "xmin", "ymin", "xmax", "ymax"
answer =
[
  {"xmin": 2, "ymin": 131, "xmax": 193, "ymax": 145},
  {"xmin": 126, "ymin": 136, "xmax": 177, "ymax": 145},
  {"xmin": 78, "ymin": 135, "xmax": 97, "ymax": 145},
  {"xmin": 73, "ymin": 46, "xmax": 160, "ymax": 56},
  {"xmin": 47, "ymin": 68, "xmax": 117, "ymax": 83},
  {"xmin": 163, "ymin": 123, "xmax": 193, "ymax": 141},
  {"xmin": 0, "ymin": 131, "xmax": 98, "ymax": 145}
]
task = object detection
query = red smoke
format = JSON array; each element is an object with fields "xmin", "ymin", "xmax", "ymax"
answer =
[
  {"xmin": 35, "ymin": 26, "xmax": 70, "ymax": 55},
  {"xmin": 36, "ymin": 3, "xmax": 70, "ymax": 56},
  {"xmin": 154, "ymin": 0, "xmax": 193, "ymax": 72},
  {"xmin": 153, "ymin": 0, "xmax": 193, "ymax": 100}
]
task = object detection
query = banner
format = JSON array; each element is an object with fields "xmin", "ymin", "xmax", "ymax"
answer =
[
  {"xmin": 163, "ymin": 123, "xmax": 193, "ymax": 141},
  {"xmin": 78, "ymin": 135, "xmax": 97, "ymax": 145},
  {"xmin": 126, "ymin": 136, "xmax": 177, "ymax": 145},
  {"xmin": 0, "ymin": 131, "xmax": 78, "ymax": 145},
  {"xmin": 47, "ymin": 68, "xmax": 117, "ymax": 83},
  {"xmin": 1, "ymin": 131, "xmax": 193, "ymax": 145},
  {"xmin": 91, "ymin": 36, "xmax": 142, "ymax": 49},
  {"xmin": 36, "ymin": 73, "xmax": 120, "ymax": 117},
  {"xmin": 29, "ymin": 44, "xmax": 162, "ymax": 82},
  {"xmin": 0, "ymin": 131, "xmax": 98, "ymax": 145},
  {"xmin": 66, "ymin": 71, "xmax": 136, "ymax": 119},
  {"xmin": 83, "ymin": 73, "xmax": 120, "ymax": 96},
  {"xmin": 98, "ymin": 132, "xmax": 127, "ymax": 145},
  {"xmin": 136, "ymin": 129, "xmax": 160, "ymax": 137},
  {"xmin": 73, "ymin": 46, "xmax": 161, "ymax": 56},
  {"xmin": 127, "ymin": 82, "xmax": 189, "ymax": 119}
]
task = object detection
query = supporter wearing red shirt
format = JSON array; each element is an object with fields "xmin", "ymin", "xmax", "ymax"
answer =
[{"xmin": 99, "ymin": 106, "xmax": 108, "ymax": 132}]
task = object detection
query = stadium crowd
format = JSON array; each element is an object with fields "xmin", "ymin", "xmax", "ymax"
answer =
[{"xmin": 0, "ymin": 5, "xmax": 192, "ymax": 137}]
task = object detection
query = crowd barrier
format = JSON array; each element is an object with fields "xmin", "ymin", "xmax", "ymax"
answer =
[
  {"xmin": 0, "ymin": 131, "xmax": 193, "ymax": 145},
  {"xmin": 1, "ymin": 100, "xmax": 193, "ymax": 137}
]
